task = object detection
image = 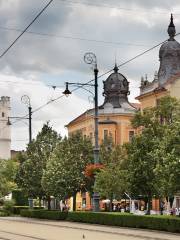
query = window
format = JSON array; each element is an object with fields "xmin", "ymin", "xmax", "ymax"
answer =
[
  {"xmin": 129, "ymin": 131, "xmax": 135, "ymax": 142},
  {"xmin": 103, "ymin": 129, "xmax": 108, "ymax": 140},
  {"xmin": 2, "ymin": 112, "xmax": 5, "ymax": 117}
]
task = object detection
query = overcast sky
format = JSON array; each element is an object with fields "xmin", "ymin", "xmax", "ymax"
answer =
[{"xmin": 0, "ymin": 0, "xmax": 180, "ymax": 150}]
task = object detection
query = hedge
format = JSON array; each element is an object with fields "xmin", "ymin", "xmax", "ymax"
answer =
[
  {"xmin": 20, "ymin": 209, "xmax": 67, "ymax": 220},
  {"xmin": 20, "ymin": 210, "xmax": 180, "ymax": 233},
  {"xmin": 67, "ymin": 212, "xmax": 180, "ymax": 233},
  {"xmin": 0, "ymin": 210, "xmax": 9, "ymax": 217}
]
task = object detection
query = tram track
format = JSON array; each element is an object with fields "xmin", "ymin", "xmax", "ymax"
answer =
[
  {"xmin": 0, "ymin": 230, "xmax": 47, "ymax": 240},
  {"xmin": 0, "ymin": 217, "xmax": 179, "ymax": 240}
]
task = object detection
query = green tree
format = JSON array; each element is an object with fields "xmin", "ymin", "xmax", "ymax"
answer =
[
  {"xmin": 42, "ymin": 132, "xmax": 93, "ymax": 210},
  {"xmin": 95, "ymin": 144, "xmax": 129, "ymax": 211},
  {"xmin": 126, "ymin": 96, "xmax": 180, "ymax": 214},
  {"xmin": 0, "ymin": 159, "xmax": 18, "ymax": 198},
  {"xmin": 16, "ymin": 122, "xmax": 61, "ymax": 205}
]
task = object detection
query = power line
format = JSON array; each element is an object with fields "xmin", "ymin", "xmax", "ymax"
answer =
[
  {"xmin": 1, "ymin": 33, "xmax": 179, "ymax": 135},
  {"xmin": 0, "ymin": 26, "xmax": 150, "ymax": 47},
  {"xmin": 0, "ymin": 0, "xmax": 54, "ymax": 59},
  {"xmin": 57, "ymin": 0, "xmax": 180, "ymax": 15}
]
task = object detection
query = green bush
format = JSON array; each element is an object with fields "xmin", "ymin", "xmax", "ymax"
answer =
[
  {"xmin": 20, "ymin": 209, "xmax": 67, "ymax": 220},
  {"xmin": 12, "ymin": 206, "xmax": 29, "ymax": 215},
  {"xmin": 20, "ymin": 210, "xmax": 180, "ymax": 233},
  {"xmin": 3, "ymin": 200, "xmax": 15, "ymax": 214},
  {"xmin": 0, "ymin": 211, "xmax": 9, "ymax": 217},
  {"xmin": 67, "ymin": 212, "xmax": 180, "ymax": 233}
]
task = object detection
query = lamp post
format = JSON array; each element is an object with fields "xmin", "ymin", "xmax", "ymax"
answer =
[
  {"xmin": 62, "ymin": 52, "xmax": 100, "ymax": 211},
  {"xmin": 84, "ymin": 52, "xmax": 100, "ymax": 212},
  {"xmin": 21, "ymin": 95, "xmax": 32, "ymax": 143},
  {"xmin": 8, "ymin": 95, "xmax": 32, "ymax": 144}
]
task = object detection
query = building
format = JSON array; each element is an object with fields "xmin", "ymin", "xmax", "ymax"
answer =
[
  {"xmin": 66, "ymin": 15, "xmax": 180, "ymax": 212},
  {"xmin": 67, "ymin": 64, "xmax": 140, "ymax": 146},
  {"xmin": 66, "ymin": 65, "xmax": 140, "ymax": 210},
  {"xmin": 0, "ymin": 96, "xmax": 11, "ymax": 159},
  {"xmin": 136, "ymin": 14, "xmax": 180, "ymax": 213},
  {"xmin": 136, "ymin": 14, "xmax": 180, "ymax": 108}
]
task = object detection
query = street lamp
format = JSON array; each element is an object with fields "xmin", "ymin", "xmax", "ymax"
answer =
[
  {"xmin": 21, "ymin": 95, "xmax": 32, "ymax": 143},
  {"xmin": 63, "ymin": 52, "xmax": 100, "ymax": 211},
  {"xmin": 8, "ymin": 95, "xmax": 32, "ymax": 144}
]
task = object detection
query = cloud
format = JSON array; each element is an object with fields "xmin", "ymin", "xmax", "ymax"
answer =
[
  {"xmin": 0, "ymin": 73, "xmax": 90, "ymax": 150},
  {"xmin": 0, "ymin": 0, "xmax": 180, "ymax": 150}
]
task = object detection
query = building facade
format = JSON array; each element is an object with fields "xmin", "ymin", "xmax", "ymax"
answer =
[
  {"xmin": 136, "ymin": 14, "xmax": 180, "ymax": 107},
  {"xmin": 136, "ymin": 15, "xmax": 180, "ymax": 212},
  {"xmin": 67, "ymin": 64, "xmax": 139, "ymax": 146},
  {"xmin": 0, "ymin": 96, "xmax": 11, "ymax": 159},
  {"xmin": 66, "ymin": 65, "xmax": 140, "ymax": 210}
]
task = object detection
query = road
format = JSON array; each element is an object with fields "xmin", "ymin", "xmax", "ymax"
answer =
[{"xmin": 0, "ymin": 217, "xmax": 180, "ymax": 240}]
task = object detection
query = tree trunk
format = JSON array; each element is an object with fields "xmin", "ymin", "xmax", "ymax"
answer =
[
  {"xmin": 73, "ymin": 192, "xmax": 77, "ymax": 211},
  {"xmin": 109, "ymin": 195, "xmax": 113, "ymax": 212},
  {"xmin": 39, "ymin": 197, "xmax": 42, "ymax": 207},
  {"xmin": 146, "ymin": 195, "xmax": 152, "ymax": 215},
  {"xmin": 47, "ymin": 196, "xmax": 51, "ymax": 210}
]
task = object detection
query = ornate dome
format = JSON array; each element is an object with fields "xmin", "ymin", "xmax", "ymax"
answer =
[
  {"xmin": 101, "ymin": 64, "xmax": 131, "ymax": 109},
  {"xmin": 158, "ymin": 14, "xmax": 180, "ymax": 85}
]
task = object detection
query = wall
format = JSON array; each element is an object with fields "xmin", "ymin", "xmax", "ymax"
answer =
[{"xmin": 0, "ymin": 96, "xmax": 11, "ymax": 159}]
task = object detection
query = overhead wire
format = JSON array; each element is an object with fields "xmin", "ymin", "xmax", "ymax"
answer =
[
  {"xmin": 6, "ymin": 32, "xmax": 180, "ymax": 131},
  {"xmin": 0, "ymin": 26, "xmax": 150, "ymax": 48},
  {"xmin": 0, "ymin": 0, "xmax": 54, "ymax": 59},
  {"xmin": 57, "ymin": 0, "xmax": 180, "ymax": 15}
]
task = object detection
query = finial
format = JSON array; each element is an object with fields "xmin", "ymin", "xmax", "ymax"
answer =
[
  {"xmin": 113, "ymin": 63, "xmax": 119, "ymax": 73},
  {"xmin": 168, "ymin": 13, "xmax": 176, "ymax": 40}
]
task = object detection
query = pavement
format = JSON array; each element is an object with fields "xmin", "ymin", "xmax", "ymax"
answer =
[{"xmin": 0, "ymin": 217, "xmax": 180, "ymax": 240}]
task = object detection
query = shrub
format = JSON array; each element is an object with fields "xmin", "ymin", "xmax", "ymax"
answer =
[
  {"xmin": 3, "ymin": 200, "xmax": 15, "ymax": 214},
  {"xmin": 12, "ymin": 206, "xmax": 29, "ymax": 215},
  {"xmin": 20, "ymin": 210, "xmax": 180, "ymax": 233},
  {"xmin": 0, "ymin": 211, "xmax": 9, "ymax": 217},
  {"xmin": 20, "ymin": 209, "xmax": 67, "ymax": 220},
  {"xmin": 67, "ymin": 212, "xmax": 180, "ymax": 233}
]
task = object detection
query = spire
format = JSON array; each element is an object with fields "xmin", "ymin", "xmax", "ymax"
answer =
[
  {"xmin": 168, "ymin": 13, "xmax": 176, "ymax": 40},
  {"xmin": 113, "ymin": 63, "xmax": 119, "ymax": 73}
]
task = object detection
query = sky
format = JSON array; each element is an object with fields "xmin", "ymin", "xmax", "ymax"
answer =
[{"xmin": 0, "ymin": 0, "xmax": 180, "ymax": 150}]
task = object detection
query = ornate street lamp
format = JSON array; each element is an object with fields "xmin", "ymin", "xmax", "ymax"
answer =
[
  {"xmin": 21, "ymin": 95, "xmax": 32, "ymax": 143},
  {"xmin": 7, "ymin": 95, "xmax": 32, "ymax": 144},
  {"xmin": 63, "ymin": 52, "xmax": 100, "ymax": 211}
]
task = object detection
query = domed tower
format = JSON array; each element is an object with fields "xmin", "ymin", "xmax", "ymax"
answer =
[
  {"xmin": 100, "ymin": 64, "xmax": 135, "ymax": 112},
  {"xmin": 158, "ymin": 14, "xmax": 180, "ymax": 85}
]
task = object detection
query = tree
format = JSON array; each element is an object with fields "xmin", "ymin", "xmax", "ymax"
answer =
[
  {"xmin": 42, "ymin": 132, "xmax": 93, "ymax": 210},
  {"xmin": 0, "ymin": 159, "xmax": 18, "ymax": 198},
  {"xmin": 126, "ymin": 96, "xmax": 180, "ymax": 214},
  {"xmin": 16, "ymin": 122, "xmax": 61, "ymax": 205},
  {"xmin": 94, "ymin": 144, "xmax": 129, "ymax": 211}
]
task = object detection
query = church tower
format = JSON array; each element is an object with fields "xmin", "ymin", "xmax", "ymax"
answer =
[{"xmin": 0, "ymin": 96, "xmax": 11, "ymax": 159}]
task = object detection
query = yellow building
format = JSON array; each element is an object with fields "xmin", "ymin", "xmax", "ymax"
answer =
[
  {"xmin": 136, "ymin": 14, "xmax": 180, "ymax": 108},
  {"xmin": 67, "ymin": 15, "xmax": 180, "ymax": 212},
  {"xmin": 136, "ymin": 14, "xmax": 180, "ymax": 212},
  {"xmin": 66, "ymin": 64, "xmax": 140, "ymax": 210},
  {"xmin": 67, "ymin": 64, "xmax": 140, "ymax": 146}
]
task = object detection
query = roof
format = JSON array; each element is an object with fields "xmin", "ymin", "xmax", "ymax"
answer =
[
  {"xmin": 66, "ymin": 102, "xmax": 140, "ymax": 127},
  {"xmin": 136, "ymin": 72, "xmax": 180, "ymax": 100}
]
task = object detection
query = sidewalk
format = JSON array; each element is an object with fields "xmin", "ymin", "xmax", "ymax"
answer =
[{"xmin": 0, "ymin": 216, "xmax": 180, "ymax": 240}]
